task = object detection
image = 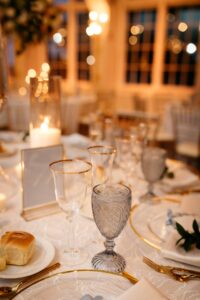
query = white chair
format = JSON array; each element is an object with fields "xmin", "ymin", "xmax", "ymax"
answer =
[{"xmin": 171, "ymin": 105, "xmax": 200, "ymax": 158}]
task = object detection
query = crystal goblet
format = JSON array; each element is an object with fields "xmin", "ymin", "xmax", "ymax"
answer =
[
  {"xmin": 91, "ymin": 183, "xmax": 132, "ymax": 272},
  {"xmin": 88, "ymin": 145, "xmax": 116, "ymax": 187},
  {"xmin": 50, "ymin": 159, "xmax": 92, "ymax": 266},
  {"xmin": 140, "ymin": 147, "xmax": 167, "ymax": 202}
]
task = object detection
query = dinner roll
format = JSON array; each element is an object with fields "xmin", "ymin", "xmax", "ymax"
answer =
[
  {"xmin": 0, "ymin": 231, "xmax": 35, "ymax": 266},
  {"xmin": 0, "ymin": 248, "xmax": 6, "ymax": 270}
]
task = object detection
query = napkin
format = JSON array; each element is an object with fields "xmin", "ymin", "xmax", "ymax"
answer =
[
  {"xmin": 180, "ymin": 193, "xmax": 200, "ymax": 216},
  {"xmin": 162, "ymin": 168, "xmax": 199, "ymax": 190},
  {"xmin": 117, "ymin": 278, "xmax": 166, "ymax": 300},
  {"xmin": 161, "ymin": 231, "xmax": 200, "ymax": 267}
]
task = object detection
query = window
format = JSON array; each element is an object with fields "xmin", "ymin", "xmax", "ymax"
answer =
[
  {"xmin": 77, "ymin": 12, "xmax": 91, "ymax": 80},
  {"xmin": 164, "ymin": 6, "xmax": 200, "ymax": 86},
  {"xmin": 47, "ymin": 11, "xmax": 68, "ymax": 78},
  {"xmin": 126, "ymin": 10, "xmax": 156, "ymax": 84}
]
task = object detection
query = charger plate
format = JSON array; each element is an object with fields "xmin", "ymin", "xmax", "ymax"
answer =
[
  {"xmin": 129, "ymin": 199, "xmax": 181, "ymax": 250},
  {"xmin": 13, "ymin": 269, "xmax": 137, "ymax": 300}
]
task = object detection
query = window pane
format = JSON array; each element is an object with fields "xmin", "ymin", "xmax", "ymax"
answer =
[
  {"xmin": 163, "ymin": 6, "xmax": 200, "ymax": 86},
  {"xmin": 77, "ymin": 12, "xmax": 91, "ymax": 80},
  {"xmin": 126, "ymin": 10, "xmax": 156, "ymax": 84},
  {"xmin": 47, "ymin": 11, "xmax": 67, "ymax": 78}
]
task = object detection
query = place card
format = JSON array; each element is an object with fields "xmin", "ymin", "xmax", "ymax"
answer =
[{"xmin": 21, "ymin": 144, "xmax": 64, "ymax": 221}]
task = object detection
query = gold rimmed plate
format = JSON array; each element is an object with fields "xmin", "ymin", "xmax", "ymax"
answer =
[
  {"xmin": 129, "ymin": 199, "xmax": 181, "ymax": 250},
  {"xmin": 13, "ymin": 269, "xmax": 137, "ymax": 299}
]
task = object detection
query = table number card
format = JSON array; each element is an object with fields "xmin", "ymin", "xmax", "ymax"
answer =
[{"xmin": 21, "ymin": 144, "xmax": 64, "ymax": 221}]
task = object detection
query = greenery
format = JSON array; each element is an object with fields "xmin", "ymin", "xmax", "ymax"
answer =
[
  {"xmin": 176, "ymin": 219, "xmax": 200, "ymax": 251},
  {"xmin": 161, "ymin": 166, "xmax": 174, "ymax": 179},
  {"xmin": 0, "ymin": 0, "xmax": 62, "ymax": 54}
]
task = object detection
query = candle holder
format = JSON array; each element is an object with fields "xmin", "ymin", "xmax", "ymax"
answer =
[{"xmin": 29, "ymin": 76, "xmax": 61, "ymax": 148}]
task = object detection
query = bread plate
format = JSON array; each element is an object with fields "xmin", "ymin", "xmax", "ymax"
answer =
[{"xmin": 0, "ymin": 236, "xmax": 55, "ymax": 279}]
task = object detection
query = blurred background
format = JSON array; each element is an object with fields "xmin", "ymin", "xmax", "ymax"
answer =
[{"xmin": 0, "ymin": 0, "xmax": 200, "ymax": 169}]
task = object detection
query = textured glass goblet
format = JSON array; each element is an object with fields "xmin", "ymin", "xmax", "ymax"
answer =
[
  {"xmin": 140, "ymin": 147, "xmax": 167, "ymax": 202},
  {"xmin": 50, "ymin": 159, "xmax": 92, "ymax": 266},
  {"xmin": 92, "ymin": 183, "xmax": 132, "ymax": 272},
  {"xmin": 88, "ymin": 145, "xmax": 116, "ymax": 187}
]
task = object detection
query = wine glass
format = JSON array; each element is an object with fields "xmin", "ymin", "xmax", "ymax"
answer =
[
  {"xmin": 88, "ymin": 145, "xmax": 116, "ymax": 186},
  {"xmin": 91, "ymin": 183, "xmax": 132, "ymax": 272},
  {"xmin": 140, "ymin": 147, "xmax": 167, "ymax": 202},
  {"xmin": 50, "ymin": 159, "xmax": 92, "ymax": 265}
]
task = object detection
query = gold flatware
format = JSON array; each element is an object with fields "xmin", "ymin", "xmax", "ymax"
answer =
[
  {"xmin": 122, "ymin": 271, "xmax": 138, "ymax": 284},
  {"xmin": 143, "ymin": 257, "xmax": 200, "ymax": 282},
  {"xmin": 0, "ymin": 262, "xmax": 60, "ymax": 298},
  {"xmin": 169, "ymin": 188, "xmax": 200, "ymax": 195}
]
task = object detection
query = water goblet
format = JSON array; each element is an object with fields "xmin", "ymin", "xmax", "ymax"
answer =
[
  {"xmin": 88, "ymin": 145, "xmax": 116, "ymax": 186},
  {"xmin": 140, "ymin": 147, "xmax": 167, "ymax": 202},
  {"xmin": 91, "ymin": 183, "xmax": 132, "ymax": 272},
  {"xmin": 50, "ymin": 159, "xmax": 92, "ymax": 266}
]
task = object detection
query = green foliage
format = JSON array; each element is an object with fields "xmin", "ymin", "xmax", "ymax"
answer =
[
  {"xmin": 176, "ymin": 220, "xmax": 200, "ymax": 251},
  {"xmin": 0, "ymin": 0, "xmax": 62, "ymax": 54}
]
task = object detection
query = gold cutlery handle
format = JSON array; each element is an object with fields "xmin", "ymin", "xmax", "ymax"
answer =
[{"xmin": 17, "ymin": 262, "xmax": 60, "ymax": 291}]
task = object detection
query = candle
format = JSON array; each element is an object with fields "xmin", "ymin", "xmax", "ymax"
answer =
[
  {"xmin": 0, "ymin": 193, "xmax": 6, "ymax": 211},
  {"xmin": 30, "ymin": 117, "xmax": 61, "ymax": 148}
]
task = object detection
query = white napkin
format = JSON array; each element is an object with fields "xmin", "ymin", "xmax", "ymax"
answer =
[
  {"xmin": 180, "ymin": 193, "xmax": 200, "ymax": 216},
  {"xmin": 162, "ymin": 168, "xmax": 199, "ymax": 189},
  {"xmin": 161, "ymin": 231, "xmax": 200, "ymax": 267},
  {"xmin": 117, "ymin": 278, "xmax": 166, "ymax": 300}
]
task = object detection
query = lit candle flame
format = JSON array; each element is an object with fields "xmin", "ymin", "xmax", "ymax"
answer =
[{"xmin": 40, "ymin": 117, "xmax": 49, "ymax": 131}]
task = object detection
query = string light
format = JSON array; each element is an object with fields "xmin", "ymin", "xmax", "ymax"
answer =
[{"xmin": 186, "ymin": 43, "xmax": 197, "ymax": 54}]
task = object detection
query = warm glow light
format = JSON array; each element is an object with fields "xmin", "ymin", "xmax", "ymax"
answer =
[
  {"xmin": 91, "ymin": 22, "xmax": 102, "ymax": 35},
  {"xmin": 178, "ymin": 22, "xmax": 188, "ymax": 32},
  {"xmin": 86, "ymin": 55, "xmax": 95, "ymax": 65},
  {"xmin": 18, "ymin": 87, "xmax": 27, "ymax": 96},
  {"xmin": 130, "ymin": 24, "xmax": 144, "ymax": 35},
  {"xmin": 186, "ymin": 43, "xmax": 197, "ymax": 54},
  {"xmin": 99, "ymin": 13, "xmax": 109, "ymax": 23},
  {"xmin": 25, "ymin": 76, "xmax": 30, "ymax": 84},
  {"xmin": 40, "ymin": 71, "xmax": 48, "ymax": 79},
  {"xmin": 169, "ymin": 37, "xmax": 183, "ymax": 54},
  {"xmin": 53, "ymin": 32, "xmax": 62, "ymax": 44},
  {"xmin": 86, "ymin": 26, "xmax": 93, "ymax": 36},
  {"xmin": 41, "ymin": 117, "xmax": 49, "ymax": 131},
  {"xmin": 41, "ymin": 63, "xmax": 50, "ymax": 72},
  {"xmin": 129, "ymin": 36, "xmax": 137, "ymax": 45},
  {"xmin": 89, "ymin": 11, "xmax": 98, "ymax": 21},
  {"xmin": 28, "ymin": 69, "xmax": 36, "ymax": 78}
]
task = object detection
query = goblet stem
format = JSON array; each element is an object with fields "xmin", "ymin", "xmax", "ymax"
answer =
[
  {"xmin": 104, "ymin": 239, "xmax": 115, "ymax": 254},
  {"xmin": 148, "ymin": 182, "xmax": 154, "ymax": 195}
]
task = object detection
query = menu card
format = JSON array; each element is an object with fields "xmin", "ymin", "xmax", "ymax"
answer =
[{"xmin": 21, "ymin": 144, "xmax": 64, "ymax": 221}]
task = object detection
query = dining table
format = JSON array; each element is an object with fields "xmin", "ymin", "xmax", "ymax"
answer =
[{"xmin": 0, "ymin": 131, "xmax": 200, "ymax": 300}]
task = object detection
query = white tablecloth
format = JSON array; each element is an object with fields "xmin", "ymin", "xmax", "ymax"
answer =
[{"xmin": 0, "ymin": 136, "xmax": 200, "ymax": 299}]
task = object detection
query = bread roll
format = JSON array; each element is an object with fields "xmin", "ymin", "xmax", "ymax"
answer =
[
  {"xmin": 0, "ymin": 247, "xmax": 6, "ymax": 270},
  {"xmin": 0, "ymin": 231, "xmax": 35, "ymax": 266}
]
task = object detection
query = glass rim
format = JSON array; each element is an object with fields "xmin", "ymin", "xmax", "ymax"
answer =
[
  {"xmin": 92, "ymin": 183, "xmax": 131, "ymax": 197},
  {"xmin": 49, "ymin": 159, "xmax": 92, "ymax": 174},
  {"xmin": 87, "ymin": 145, "xmax": 116, "ymax": 155},
  {"xmin": 142, "ymin": 147, "xmax": 167, "ymax": 155}
]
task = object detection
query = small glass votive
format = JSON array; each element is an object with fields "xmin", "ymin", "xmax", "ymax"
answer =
[{"xmin": 29, "ymin": 76, "xmax": 61, "ymax": 148}]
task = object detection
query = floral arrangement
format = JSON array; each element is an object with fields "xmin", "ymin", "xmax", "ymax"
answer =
[{"xmin": 0, "ymin": 0, "xmax": 62, "ymax": 54}]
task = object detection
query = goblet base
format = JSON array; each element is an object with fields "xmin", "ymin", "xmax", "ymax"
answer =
[
  {"xmin": 140, "ymin": 191, "xmax": 155, "ymax": 203},
  {"xmin": 92, "ymin": 251, "xmax": 126, "ymax": 272}
]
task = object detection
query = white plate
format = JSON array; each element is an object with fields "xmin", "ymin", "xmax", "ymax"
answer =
[
  {"xmin": 149, "ymin": 212, "xmax": 197, "ymax": 241},
  {"xmin": 14, "ymin": 270, "xmax": 133, "ymax": 300},
  {"xmin": 0, "ymin": 237, "xmax": 55, "ymax": 279}
]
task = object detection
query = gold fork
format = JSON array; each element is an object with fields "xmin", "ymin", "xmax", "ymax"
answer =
[
  {"xmin": 143, "ymin": 257, "xmax": 200, "ymax": 282},
  {"xmin": 0, "ymin": 262, "xmax": 60, "ymax": 298}
]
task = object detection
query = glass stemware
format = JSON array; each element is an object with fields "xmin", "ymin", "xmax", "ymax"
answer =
[
  {"xmin": 88, "ymin": 145, "xmax": 116, "ymax": 186},
  {"xmin": 91, "ymin": 183, "xmax": 132, "ymax": 272},
  {"xmin": 140, "ymin": 147, "xmax": 167, "ymax": 202},
  {"xmin": 50, "ymin": 159, "xmax": 92, "ymax": 266}
]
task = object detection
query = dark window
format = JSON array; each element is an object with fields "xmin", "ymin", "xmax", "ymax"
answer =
[
  {"xmin": 163, "ymin": 6, "xmax": 200, "ymax": 86},
  {"xmin": 47, "ymin": 11, "xmax": 67, "ymax": 78},
  {"xmin": 126, "ymin": 10, "xmax": 156, "ymax": 84},
  {"xmin": 77, "ymin": 12, "xmax": 91, "ymax": 80}
]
